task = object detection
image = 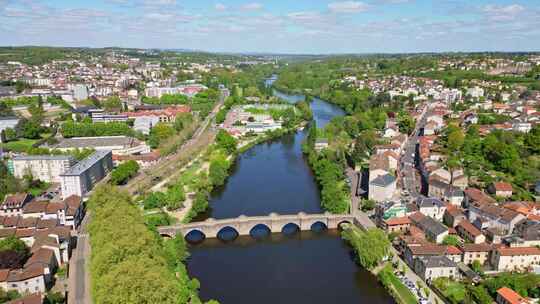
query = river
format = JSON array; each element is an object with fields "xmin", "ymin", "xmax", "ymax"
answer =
[{"xmin": 186, "ymin": 81, "xmax": 394, "ymax": 304}]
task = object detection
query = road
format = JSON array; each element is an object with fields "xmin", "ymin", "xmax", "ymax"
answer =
[
  {"xmin": 389, "ymin": 248, "xmax": 443, "ymax": 304},
  {"xmin": 400, "ymin": 105, "xmax": 429, "ymax": 199},
  {"xmin": 68, "ymin": 213, "xmax": 91, "ymax": 304}
]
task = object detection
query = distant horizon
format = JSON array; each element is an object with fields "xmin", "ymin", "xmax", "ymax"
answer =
[
  {"xmin": 1, "ymin": 0, "xmax": 539, "ymax": 54},
  {"xmin": 1, "ymin": 44, "xmax": 540, "ymax": 57}
]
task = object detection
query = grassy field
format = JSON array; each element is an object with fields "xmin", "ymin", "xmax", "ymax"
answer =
[
  {"xmin": 433, "ymin": 277, "xmax": 467, "ymax": 303},
  {"xmin": 0, "ymin": 138, "xmax": 38, "ymax": 152}
]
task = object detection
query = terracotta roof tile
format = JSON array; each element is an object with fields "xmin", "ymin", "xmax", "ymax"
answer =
[
  {"xmin": 497, "ymin": 287, "xmax": 531, "ymax": 304},
  {"xmin": 457, "ymin": 220, "xmax": 482, "ymax": 237},
  {"xmin": 497, "ymin": 247, "xmax": 540, "ymax": 256},
  {"xmin": 5, "ymin": 293, "xmax": 43, "ymax": 304},
  {"xmin": 385, "ymin": 216, "xmax": 411, "ymax": 226}
]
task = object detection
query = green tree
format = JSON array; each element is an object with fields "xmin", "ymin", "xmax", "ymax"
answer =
[
  {"xmin": 0, "ymin": 288, "xmax": 21, "ymax": 303},
  {"xmin": 103, "ymin": 96, "xmax": 123, "ymax": 112},
  {"xmin": 2, "ymin": 127, "xmax": 17, "ymax": 142},
  {"xmin": 215, "ymin": 109, "xmax": 227, "ymax": 124},
  {"xmin": 471, "ymin": 260, "xmax": 483, "ymax": 274},
  {"xmin": 361, "ymin": 199, "xmax": 376, "ymax": 211},
  {"xmin": 342, "ymin": 227, "xmax": 390, "ymax": 270},
  {"xmin": 165, "ymin": 184, "xmax": 185, "ymax": 211},
  {"xmin": 442, "ymin": 235, "xmax": 460, "ymax": 246},
  {"xmin": 216, "ymin": 129, "xmax": 237, "ymax": 154},
  {"xmin": 110, "ymin": 160, "xmax": 140, "ymax": 185},
  {"xmin": 148, "ymin": 123, "xmax": 175, "ymax": 148},
  {"xmin": 467, "ymin": 285, "xmax": 492, "ymax": 304},
  {"xmin": 174, "ymin": 113, "xmax": 193, "ymax": 132},
  {"xmin": 0, "ymin": 236, "xmax": 29, "ymax": 255},
  {"xmin": 397, "ymin": 111, "xmax": 415, "ymax": 135}
]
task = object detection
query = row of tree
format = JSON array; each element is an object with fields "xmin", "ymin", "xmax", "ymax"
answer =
[
  {"xmin": 87, "ymin": 185, "xmax": 215, "ymax": 303},
  {"xmin": 60, "ymin": 121, "xmax": 133, "ymax": 138}
]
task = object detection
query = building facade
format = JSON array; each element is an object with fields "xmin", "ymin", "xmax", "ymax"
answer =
[
  {"xmin": 11, "ymin": 155, "xmax": 76, "ymax": 183},
  {"xmin": 59, "ymin": 150, "xmax": 113, "ymax": 199}
]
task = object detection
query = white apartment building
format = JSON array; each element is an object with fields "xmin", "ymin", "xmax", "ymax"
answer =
[
  {"xmin": 72, "ymin": 84, "xmax": 89, "ymax": 101},
  {"xmin": 11, "ymin": 155, "xmax": 76, "ymax": 183},
  {"xmin": 59, "ymin": 150, "xmax": 113, "ymax": 199},
  {"xmin": 491, "ymin": 247, "xmax": 540, "ymax": 271}
]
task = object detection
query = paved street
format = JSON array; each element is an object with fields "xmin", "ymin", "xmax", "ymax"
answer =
[
  {"xmin": 68, "ymin": 214, "xmax": 91, "ymax": 304},
  {"xmin": 389, "ymin": 248, "xmax": 443, "ymax": 304},
  {"xmin": 400, "ymin": 106, "xmax": 429, "ymax": 199}
]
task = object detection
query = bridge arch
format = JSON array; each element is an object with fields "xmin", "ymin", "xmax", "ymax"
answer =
[
  {"xmin": 337, "ymin": 220, "xmax": 353, "ymax": 230},
  {"xmin": 185, "ymin": 229, "xmax": 206, "ymax": 242},
  {"xmin": 249, "ymin": 223, "xmax": 271, "ymax": 238},
  {"xmin": 281, "ymin": 222, "xmax": 300, "ymax": 234},
  {"xmin": 310, "ymin": 221, "xmax": 328, "ymax": 231},
  {"xmin": 217, "ymin": 226, "xmax": 239, "ymax": 241}
]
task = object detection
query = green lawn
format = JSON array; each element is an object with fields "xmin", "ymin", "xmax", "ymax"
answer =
[
  {"xmin": 433, "ymin": 277, "xmax": 467, "ymax": 304},
  {"xmin": 0, "ymin": 138, "xmax": 38, "ymax": 152}
]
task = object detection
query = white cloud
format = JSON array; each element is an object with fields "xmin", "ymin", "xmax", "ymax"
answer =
[
  {"xmin": 287, "ymin": 11, "xmax": 322, "ymax": 21},
  {"xmin": 215, "ymin": 3, "xmax": 226, "ymax": 11},
  {"xmin": 483, "ymin": 4, "xmax": 525, "ymax": 21},
  {"xmin": 328, "ymin": 1, "xmax": 369, "ymax": 13},
  {"xmin": 241, "ymin": 2, "xmax": 263, "ymax": 11},
  {"xmin": 145, "ymin": 12, "xmax": 174, "ymax": 21}
]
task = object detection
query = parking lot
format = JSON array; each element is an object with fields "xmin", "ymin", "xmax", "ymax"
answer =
[{"xmin": 395, "ymin": 272, "xmax": 431, "ymax": 304}]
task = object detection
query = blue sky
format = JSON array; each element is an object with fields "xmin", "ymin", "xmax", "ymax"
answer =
[{"xmin": 1, "ymin": 0, "xmax": 539, "ymax": 53}]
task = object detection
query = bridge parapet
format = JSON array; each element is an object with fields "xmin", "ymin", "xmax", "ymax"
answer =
[{"xmin": 158, "ymin": 212, "xmax": 358, "ymax": 239}]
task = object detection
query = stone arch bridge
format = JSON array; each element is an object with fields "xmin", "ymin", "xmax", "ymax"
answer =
[{"xmin": 158, "ymin": 212, "xmax": 361, "ymax": 239}]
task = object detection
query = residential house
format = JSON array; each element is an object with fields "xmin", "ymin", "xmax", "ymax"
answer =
[
  {"xmin": 314, "ymin": 139, "xmax": 329, "ymax": 151},
  {"xmin": 460, "ymin": 243, "xmax": 492, "ymax": 266},
  {"xmin": 510, "ymin": 220, "xmax": 540, "ymax": 247},
  {"xmin": 468, "ymin": 201, "xmax": 526, "ymax": 233},
  {"xmin": 464, "ymin": 188, "xmax": 496, "ymax": 207},
  {"xmin": 491, "ymin": 247, "xmax": 540, "ymax": 271},
  {"xmin": 6, "ymin": 266, "xmax": 47, "ymax": 295},
  {"xmin": 456, "ymin": 220, "xmax": 486, "ymax": 244},
  {"xmin": 0, "ymin": 194, "xmax": 32, "ymax": 217},
  {"xmin": 488, "ymin": 182, "xmax": 513, "ymax": 198},
  {"xmin": 368, "ymin": 174, "xmax": 396, "ymax": 202},
  {"xmin": 445, "ymin": 187, "xmax": 465, "ymax": 206},
  {"xmin": 382, "ymin": 216, "xmax": 411, "ymax": 233},
  {"xmin": 496, "ymin": 287, "xmax": 532, "ymax": 304},
  {"xmin": 423, "ymin": 121, "xmax": 438, "ymax": 135},
  {"xmin": 404, "ymin": 243, "xmax": 461, "ymax": 266},
  {"xmin": 443, "ymin": 206, "xmax": 466, "ymax": 227},
  {"xmin": 428, "ymin": 177, "xmax": 449, "ymax": 199},
  {"xmin": 414, "ymin": 256, "xmax": 458, "ymax": 282},
  {"xmin": 417, "ymin": 197, "xmax": 447, "ymax": 221},
  {"xmin": 4, "ymin": 293, "xmax": 44, "ymax": 304},
  {"xmin": 368, "ymin": 154, "xmax": 391, "ymax": 182},
  {"xmin": 376, "ymin": 201, "xmax": 408, "ymax": 222},
  {"xmin": 410, "ymin": 212, "xmax": 449, "ymax": 243}
]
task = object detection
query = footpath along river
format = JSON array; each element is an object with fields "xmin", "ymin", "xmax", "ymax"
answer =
[{"xmin": 186, "ymin": 81, "xmax": 394, "ymax": 304}]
